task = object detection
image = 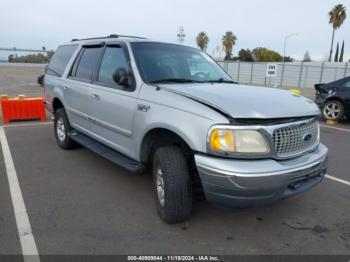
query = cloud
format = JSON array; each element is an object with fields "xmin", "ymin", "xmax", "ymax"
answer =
[{"xmin": 0, "ymin": 0, "xmax": 349, "ymax": 61}]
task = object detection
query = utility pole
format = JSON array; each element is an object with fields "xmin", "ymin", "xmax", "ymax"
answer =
[
  {"xmin": 280, "ymin": 33, "xmax": 298, "ymax": 87},
  {"xmin": 177, "ymin": 26, "xmax": 185, "ymax": 44}
]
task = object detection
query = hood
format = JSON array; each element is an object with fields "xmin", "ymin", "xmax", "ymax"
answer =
[
  {"xmin": 315, "ymin": 83, "xmax": 331, "ymax": 92},
  {"xmin": 159, "ymin": 83, "xmax": 320, "ymax": 119}
]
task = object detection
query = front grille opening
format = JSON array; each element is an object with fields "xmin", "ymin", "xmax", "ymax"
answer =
[{"xmin": 273, "ymin": 120, "xmax": 319, "ymax": 158}]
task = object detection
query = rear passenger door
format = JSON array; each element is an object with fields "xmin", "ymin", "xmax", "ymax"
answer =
[
  {"xmin": 64, "ymin": 44, "xmax": 104, "ymax": 132},
  {"xmin": 89, "ymin": 42, "xmax": 138, "ymax": 157}
]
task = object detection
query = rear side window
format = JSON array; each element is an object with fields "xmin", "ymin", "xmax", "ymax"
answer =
[
  {"xmin": 97, "ymin": 46, "xmax": 129, "ymax": 86},
  {"xmin": 46, "ymin": 45, "xmax": 77, "ymax": 77},
  {"xmin": 73, "ymin": 47, "xmax": 103, "ymax": 81},
  {"xmin": 342, "ymin": 79, "xmax": 350, "ymax": 88}
]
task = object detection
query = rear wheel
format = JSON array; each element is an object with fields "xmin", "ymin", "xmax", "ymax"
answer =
[
  {"xmin": 54, "ymin": 108, "xmax": 77, "ymax": 149},
  {"xmin": 346, "ymin": 113, "xmax": 350, "ymax": 121},
  {"xmin": 322, "ymin": 100, "xmax": 344, "ymax": 121},
  {"xmin": 152, "ymin": 146, "xmax": 193, "ymax": 224}
]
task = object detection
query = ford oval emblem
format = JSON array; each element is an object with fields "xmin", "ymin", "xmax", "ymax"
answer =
[{"xmin": 303, "ymin": 133, "xmax": 312, "ymax": 142}]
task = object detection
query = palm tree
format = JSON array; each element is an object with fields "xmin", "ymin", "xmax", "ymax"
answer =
[
  {"xmin": 328, "ymin": 4, "xmax": 347, "ymax": 62},
  {"xmin": 222, "ymin": 31, "xmax": 237, "ymax": 60},
  {"xmin": 196, "ymin": 32, "xmax": 209, "ymax": 52}
]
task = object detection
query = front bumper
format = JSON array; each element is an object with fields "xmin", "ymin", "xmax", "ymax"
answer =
[
  {"xmin": 195, "ymin": 143, "xmax": 328, "ymax": 207},
  {"xmin": 315, "ymin": 95, "xmax": 326, "ymax": 108}
]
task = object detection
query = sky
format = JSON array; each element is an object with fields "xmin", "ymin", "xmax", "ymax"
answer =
[{"xmin": 0, "ymin": 0, "xmax": 349, "ymax": 61}]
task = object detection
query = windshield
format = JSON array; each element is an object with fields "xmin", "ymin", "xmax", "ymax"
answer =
[{"xmin": 131, "ymin": 42, "xmax": 234, "ymax": 84}]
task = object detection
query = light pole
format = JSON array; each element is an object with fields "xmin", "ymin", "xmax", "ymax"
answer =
[
  {"xmin": 280, "ymin": 33, "xmax": 298, "ymax": 87},
  {"xmin": 177, "ymin": 26, "xmax": 185, "ymax": 44}
]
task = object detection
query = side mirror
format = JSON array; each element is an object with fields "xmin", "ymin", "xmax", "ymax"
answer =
[
  {"xmin": 113, "ymin": 68, "xmax": 129, "ymax": 86},
  {"xmin": 37, "ymin": 74, "xmax": 45, "ymax": 87}
]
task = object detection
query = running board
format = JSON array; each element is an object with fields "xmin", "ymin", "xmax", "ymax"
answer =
[{"xmin": 69, "ymin": 131, "xmax": 144, "ymax": 173}]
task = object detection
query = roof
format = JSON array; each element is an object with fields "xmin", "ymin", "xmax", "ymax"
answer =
[
  {"xmin": 61, "ymin": 34, "xmax": 172, "ymax": 47},
  {"xmin": 61, "ymin": 34, "xmax": 196, "ymax": 50},
  {"xmin": 70, "ymin": 34, "xmax": 148, "ymax": 43},
  {"xmin": 60, "ymin": 34, "xmax": 201, "ymax": 52}
]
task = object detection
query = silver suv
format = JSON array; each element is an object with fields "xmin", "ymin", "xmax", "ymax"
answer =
[{"xmin": 43, "ymin": 34, "xmax": 328, "ymax": 223}]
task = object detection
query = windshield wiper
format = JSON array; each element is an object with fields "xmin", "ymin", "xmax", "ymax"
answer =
[
  {"xmin": 206, "ymin": 78, "xmax": 237, "ymax": 84},
  {"xmin": 149, "ymin": 78, "xmax": 203, "ymax": 84}
]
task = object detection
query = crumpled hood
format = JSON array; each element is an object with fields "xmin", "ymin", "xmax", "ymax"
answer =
[{"xmin": 159, "ymin": 83, "xmax": 320, "ymax": 119}]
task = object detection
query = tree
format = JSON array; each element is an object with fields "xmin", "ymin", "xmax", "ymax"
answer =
[
  {"xmin": 339, "ymin": 40, "xmax": 345, "ymax": 62},
  {"xmin": 303, "ymin": 51, "xmax": 312, "ymax": 62},
  {"xmin": 196, "ymin": 32, "xmax": 209, "ymax": 52},
  {"xmin": 222, "ymin": 31, "xmax": 237, "ymax": 60},
  {"xmin": 8, "ymin": 54, "xmax": 14, "ymax": 63},
  {"xmin": 238, "ymin": 49, "xmax": 253, "ymax": 61},
  {"xmin": 334, "ymin": 42, "xmax": 339, "ymax": 62},
  {"xmin": 9, "ymin": 53, "xmax": 52, "ymax": 63},
  {"xmin": 47, "ymin": 51, "xmax": 54, "ymax": 60},
  {"xmin": 283, "ymin": 56, "xmax": 294, "ymax": 62},
  {"xmin": 328, "ymin": 4, "xmax": 347, "ymax": 61},
  {"xmin": 252, "ymin": 47, "xmax": 283, "ymax": 62}
]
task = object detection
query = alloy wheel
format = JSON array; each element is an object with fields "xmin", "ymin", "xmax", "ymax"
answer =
[
  {"xmin": 323, "ymin": 102, "xmax": 341, "ymax": 119},
  {"xmin": 156, "ymin": 164, "xmax": 165, "ymax": 207},
  {"xmin": 56, "ymin": 117, "xmax": 66, "ymax": 142}
]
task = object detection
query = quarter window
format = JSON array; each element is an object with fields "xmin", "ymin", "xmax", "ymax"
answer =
[
  {"xmin": 343, "ymin": 80, "xmax": 350, "ymax": 88},
  {"xmin": 46, "ymin": 45, "xmax": 77, "ymax": 77},
  {"xmin": 98, "ymin": 46, "xmax": 129, "ymax": 86},
  {"xmin": 74, "ymin": 47, "xmax": 103, "ymax": 81}
]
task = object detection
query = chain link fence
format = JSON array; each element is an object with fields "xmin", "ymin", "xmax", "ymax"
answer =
[{"xmin": 218, "ymin": 61, "xmax": 350, "ymax": 89}]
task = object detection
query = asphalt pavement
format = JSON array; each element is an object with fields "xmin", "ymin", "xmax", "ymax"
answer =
[
  {"xmin": 0, "ymin": 121, "xmax": 349, "ymax": 256},
  {"xmin": 0, "ymin": 63, "xmax": 349, "ymax": 258}
]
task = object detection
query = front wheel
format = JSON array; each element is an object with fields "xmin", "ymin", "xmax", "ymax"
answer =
[
  {"xmin": 322, "ymin": 100, "xmax": 344, "ymax": 121},
  {"xmin": 153, "ymin": 146, "xmax": 193, "ymax": 224}
]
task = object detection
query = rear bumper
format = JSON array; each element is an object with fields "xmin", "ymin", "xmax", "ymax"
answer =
[{"xmin": 195, "ymin": 144, "xmax": 328, "ymax": 207}]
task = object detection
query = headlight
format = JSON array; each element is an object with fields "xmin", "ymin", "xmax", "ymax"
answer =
[{"xmin": 208, "ymin": 128, "xmax": 270, "ymax": 155}]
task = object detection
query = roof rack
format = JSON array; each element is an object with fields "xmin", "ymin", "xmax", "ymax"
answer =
[{"xmin": 71, "ymin": 34, "xmax": 146, "ymax": 42}]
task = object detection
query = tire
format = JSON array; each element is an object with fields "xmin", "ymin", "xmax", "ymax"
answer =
[
  {"xmin": 345, "ymin": 112, "xmax": 350, "ymax": 121},
  {"xmin": 54, "ymin": 108, "xmax": 77, "ymax": 149},
  {"xmin": 322, "ymin": 100, "xmax": 344, "ymax": 121},
  {"xmin": 152, "ymin": 146, "xmax": 193, "ymax": 224}
]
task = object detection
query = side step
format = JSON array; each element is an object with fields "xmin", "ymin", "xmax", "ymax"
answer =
[{"xmin": 69, "ymin": 131, "xmax": 144, "ymax": 174}]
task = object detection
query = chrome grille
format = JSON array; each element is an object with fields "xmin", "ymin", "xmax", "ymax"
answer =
[{"xmin": 272, "ymin": 120, "xmax": 319, "ymax": 158}]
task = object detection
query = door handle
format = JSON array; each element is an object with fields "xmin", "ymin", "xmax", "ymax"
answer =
[
  {"xmin": 63, "ymin": 85, "xmax": 69, "ymax": 90},
  {"xmin": 92, "ymin": 93, "xmax": 101, "ymax": 100}
]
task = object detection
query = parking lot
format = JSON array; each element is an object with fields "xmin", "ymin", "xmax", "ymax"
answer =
[{"xmin": 0, "ymin": 64, "xmax": 349, "ymax": 256}]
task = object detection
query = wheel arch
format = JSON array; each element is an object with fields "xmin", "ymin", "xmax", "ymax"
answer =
[
  {"xmin": 52, "ymin": 97, "xmax": 65, "ymax": 113},
  {"xmin": 324, "ymin": 96, "xmax": 345, "ymax": 105},
  {"xmin": 139, "ymin": 127, "xmax": 195, "ymax": 165}
]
